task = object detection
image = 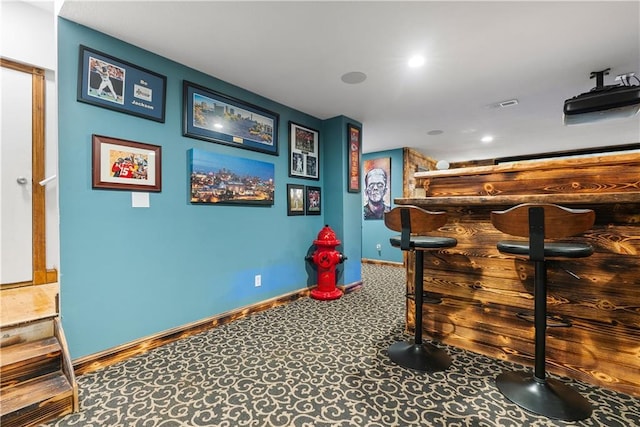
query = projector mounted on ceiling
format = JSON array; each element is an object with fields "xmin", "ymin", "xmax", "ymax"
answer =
[{"xmin": 563, "ymin": 68, "xmax": 640, "ymax": 125}]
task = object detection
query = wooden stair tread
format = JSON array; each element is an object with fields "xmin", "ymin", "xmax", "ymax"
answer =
[
  {"xmin": 1, "ymin": 337, "xmax": 61, "ymax": 368},
  {"xmin": 0, "ymin": 371, "xmax": 72, "ymax": 416}
]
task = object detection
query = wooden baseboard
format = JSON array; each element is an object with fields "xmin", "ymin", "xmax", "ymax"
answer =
[
  {"xmin": 338, "ymin": 280, "xmax": 363, "ymax": 294},
  {"xmin": 73, "ymin": 287, "xmax": 311, "ymax": 376},
  {"xmin": 361, "ymin": 258, "xmax": 404, "ymax": 268}
]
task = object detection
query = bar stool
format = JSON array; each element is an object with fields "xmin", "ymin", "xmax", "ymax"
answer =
[
  {"xmin": 491, "ymin": 203, "xmax": 595, "ymax": 421},
  {"xmin": 384, "ymin": 206, "xmax": 457, "ymax": 372}
]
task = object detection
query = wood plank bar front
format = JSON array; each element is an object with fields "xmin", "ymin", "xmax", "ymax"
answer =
[{"xmin": 395, "ymin": 152, "xmax": 640, "ymax": 397}]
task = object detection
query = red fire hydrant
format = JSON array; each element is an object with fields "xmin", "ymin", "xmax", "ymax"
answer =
[{"xmin": 305, "ymin": 225, "xmax": 347, "ymax": 300}]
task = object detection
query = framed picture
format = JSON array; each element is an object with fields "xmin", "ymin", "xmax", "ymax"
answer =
[
  {"xmin": 183, "ymin": 81, "xmax": 279, "ymax": 156},
  {"xmin": 347, "ymin": 123, "xmax": 362, "ymax": 193},
  {"xmin": 287, "ymin": 184, "xmax": 305, "ymax": 216},
  {"xmin": 78, "ymin": 45, "xmax": 167, "ymax": 123},
  {"xmin": 92, "ymin": 134, "xmax": 161, "ymax": 192},
  {"xmin": 289, "ymin": 121, "xmax": 319, "ymax": 180},
  {"xmin": 305, "ymin": 186, "xmax": 321, "ymax": 215},
  {"xmin": 363, "ymin": 157, "xmax": 391, "ymax": 220},
  {"xmin": 189, "ymin": 148, "xmax": 275, "ymax": 205}
]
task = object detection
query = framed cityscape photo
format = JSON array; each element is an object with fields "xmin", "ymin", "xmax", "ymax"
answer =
[
  {"xmin": 287, "ymin": 184, "xmax": 305, "ymax": 216},
  {"xmin": 305, "ymin": 186, "xmax": 321, "ymax": 215},
  {"xmin": 289, "ymin": 121, "xmax": 319, "ymax": 180},
  {"xmin": 78, "ymin": 45, "xmax": 166, "ymax": 122},
  {"xmin": 183, "ymin": 81, "xmax": 279, "ymax": 155},
  {"xmin": 189, "ymin": 148, "xmax": 275, "ymax": 205}
]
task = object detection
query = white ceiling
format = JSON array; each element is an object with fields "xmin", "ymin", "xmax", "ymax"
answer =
[{"xmin": 58, "ymin": 0, "xmax": 640, "ymax": 162}]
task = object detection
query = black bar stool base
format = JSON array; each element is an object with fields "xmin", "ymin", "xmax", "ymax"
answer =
[
  {"xmin": 388, "ymin": 341, "xmax": 451, "ymax": 372},
  {"xmin": 496, "ymin": 371, "xmax": 592, "ymax": 421}
]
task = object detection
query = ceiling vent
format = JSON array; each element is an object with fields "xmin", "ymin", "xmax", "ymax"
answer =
[
  {"xmin": 563, "ymin": 68, "xmax": 640, "ymax": 125},
  {"xmin": 498, "ymin": 99, "xmax": 519, "ymax": 108}
]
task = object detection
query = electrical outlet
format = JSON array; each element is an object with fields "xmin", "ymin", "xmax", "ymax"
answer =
[
  {"xmin": 254, "ymin": 275, "xmax": 261, "ymax": 287},
  {"xmin": 376, "ymin": 243, "xmax": 382, "ymax": 251}
]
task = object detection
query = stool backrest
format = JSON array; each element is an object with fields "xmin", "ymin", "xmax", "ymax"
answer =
[
  {"xmin": 385, "ymin": 206, "xmax": 448, "ymax": 250},
  {"xmin": 385, "ymin": 206, "xmax": 448, "ymax": 233},
  {"xmin": 491, "ymin": 203, "xmax": 595, "ymax": 239}
]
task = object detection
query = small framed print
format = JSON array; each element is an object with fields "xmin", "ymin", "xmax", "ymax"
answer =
[
  {"xmin": 92, "ymin": 134, "xmax": 161, "ymax": 192},
  {"xmin": 347, "ymin": 123, "xmax": 361, "ymax": 193},
  {"xmin": 289, "ymin": 121, "xmax": 319, "ymax": 180},
  {"xmin": 287, "ymin": 184, "xmax": 305, "ymax": 216},
  {"xmin": 305, "ymin": 186, "xmax": 321, "ymax": 215}
]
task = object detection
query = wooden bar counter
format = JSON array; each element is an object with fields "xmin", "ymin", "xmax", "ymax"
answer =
[{"xmin": 394, "ymin": 152, "xmax": 640, "ymax": 396}]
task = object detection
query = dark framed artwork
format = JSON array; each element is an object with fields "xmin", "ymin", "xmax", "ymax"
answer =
[
  {"xmin": 189, "ymin": 148, "xmax": 275, "ymax": 205},
  {"xmin": 78, "ymin": 45, "xmax": 166, "ymax": 122},
  {"xmin": 92, "ymin": 134, "xmax": 162, "ymax": 192},
  {"xmin": 305, "ymin": 186, "xmax": 321, "ymax": 215},
  {"xmin": 288, "ymin": 121, "xmax": 319, "ymax": 180},
  {"xmin": 363, "ymin": 157, "xmax": 391, "ymax": 220},
  {"xmin": 287, "ymin": 184, "xmax": 305, "ymax": 216},
  {"xmin": 183, "ymin": 81, "xmax": 279, "ymax": 156},
  {"xmin": 347, "ymin": 123, "xmax": 362, "ymax": 193}
]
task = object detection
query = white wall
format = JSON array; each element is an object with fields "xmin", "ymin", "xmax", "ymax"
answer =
[{"xmin": 1, "ymin": 0, "xmax": 59, "ymax": 272}]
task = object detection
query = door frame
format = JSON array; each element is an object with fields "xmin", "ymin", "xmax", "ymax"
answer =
[{"xmin": 1, "ymin": 58, "xmax": 57, "ymax": 286}]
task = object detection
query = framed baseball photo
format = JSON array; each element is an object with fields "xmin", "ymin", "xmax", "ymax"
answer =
[{"xmin": 289, "ymin": 121, "xmax": 319, "ymax": 180}]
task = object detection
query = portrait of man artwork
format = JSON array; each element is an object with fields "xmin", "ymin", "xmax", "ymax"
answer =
[{"xmin": 363, "ymin": 158, "xmax": 391, "ymax": 220}]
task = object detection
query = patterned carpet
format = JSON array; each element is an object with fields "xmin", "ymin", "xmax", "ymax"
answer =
[{"xmin": 45, "ymin": 264, "xmax": 639, "ymax": 427}]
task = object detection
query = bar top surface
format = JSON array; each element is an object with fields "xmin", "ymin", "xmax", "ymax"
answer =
[{"xmin": 396, "ymin": 192, "xmax": 640, "ymax": 207}]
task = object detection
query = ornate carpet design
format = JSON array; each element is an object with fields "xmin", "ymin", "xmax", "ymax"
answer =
[{"xmin": 45, "ymin": 264, "xmax": 639, "ymax": 426}]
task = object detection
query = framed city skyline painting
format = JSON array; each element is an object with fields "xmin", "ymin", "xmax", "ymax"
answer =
[{"xmin": 189, "ymin": 148, "xmax": 275, "ymax": 205}]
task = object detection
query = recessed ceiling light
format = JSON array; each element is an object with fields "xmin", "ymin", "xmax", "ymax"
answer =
[
  {"xmin": 408, "ymin": 55, "xmax": 425, "ymax": 68},
  {"xmin": 481, "ymin": 135, "xmax": 494, "ymax": 143},
  {"xmin": 341, "ymin": 71, "xmax": 367, "ymax": 84}
]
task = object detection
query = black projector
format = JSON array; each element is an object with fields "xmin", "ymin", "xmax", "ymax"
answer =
[{"xmin": 564, "ymin": 84, "xmax": 640, "ymax": 116}]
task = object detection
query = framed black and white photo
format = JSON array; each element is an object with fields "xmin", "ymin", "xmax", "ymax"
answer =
[
  {"xmin": 78, "ymin": 45, "xmax": 166, "ymax": 122},
  {"xmin": 183, "ymin": 81, "xmax": 279, "ymax": 156},
  {"xmin": 288, "ymin": 121, "xmax": 319, "ymax": 180}
]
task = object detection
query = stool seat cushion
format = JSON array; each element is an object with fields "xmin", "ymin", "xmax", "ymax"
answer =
[
  {"xmin": 497, "ymin": 240, "xmax": 594, "ymax": 258},
  {"xmin": 390, "ymin": 235, "xmax": 457, "ymax": 250}
]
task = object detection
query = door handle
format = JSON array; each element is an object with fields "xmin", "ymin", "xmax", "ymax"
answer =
[{"xmin": 16, "ymin": 176, "xmax": 29, "ymax": 185}]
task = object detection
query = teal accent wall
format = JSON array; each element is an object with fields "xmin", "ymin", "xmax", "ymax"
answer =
[
  {"xmin": 58, "ymin": 19, "xmax": 358, "ymax": 359},
  {"xmin": 361, "ymin": 148, "xmax": 404, "ymax": 263},
  {"xmin": 322, "ymin": 116, "xmax": 363, "ymax": 285}
]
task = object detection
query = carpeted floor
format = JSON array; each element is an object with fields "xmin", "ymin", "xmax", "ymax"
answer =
[{"xmin": 45, "ymin": 264, "xmax": 639, "ymax": 426}]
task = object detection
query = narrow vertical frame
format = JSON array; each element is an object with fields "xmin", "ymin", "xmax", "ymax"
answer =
[{"xmin": 347, "ymin": 123, "xmax": 361, "ymax": 193}]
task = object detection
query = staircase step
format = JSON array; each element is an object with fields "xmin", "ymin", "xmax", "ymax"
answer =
[
  {"xmin": 0, "ymin": 371, "xmax": 74, "ymax": 427},
  {"xmin": 1, "ymin": 337, "xmax": 62, "ymax": 388}
]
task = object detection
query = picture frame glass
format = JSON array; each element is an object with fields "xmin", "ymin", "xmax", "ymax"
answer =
[
  {"xmin": 305, "ymin": 186, "xmax": 321, "ymax": 215},
  {"xmin": 289, "ymin": 121, "xmax": 319, "ymax": 180},
  {"xmin": 78, "ymin": 45, "xmax": 167, "ymax": 122},
  {"xmin": 287, "ymin": 184, "xmax": 305, "ymax": 215},
  {"xmin": 92, "ymin": 134, "xmax": 162, "ymax": 192},
  {"xmin": 347, "ymin": 124, "xmax": 361, "ymax": 193},
  {"xmin": 183, "ymin": 81, "xmax": 279, "ymax": 155}
]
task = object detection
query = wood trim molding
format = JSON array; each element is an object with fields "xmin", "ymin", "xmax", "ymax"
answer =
[
  {"xmin": 73, "ymin": 287, "xmax": 312, "ymax": 376},
  {"xmin": 1, "ymin": 57, "xmax": 51, "ymax": 287},
  {"xmin": 361, "ymin": 258, "xmax": 404, "ymax": 268}
]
